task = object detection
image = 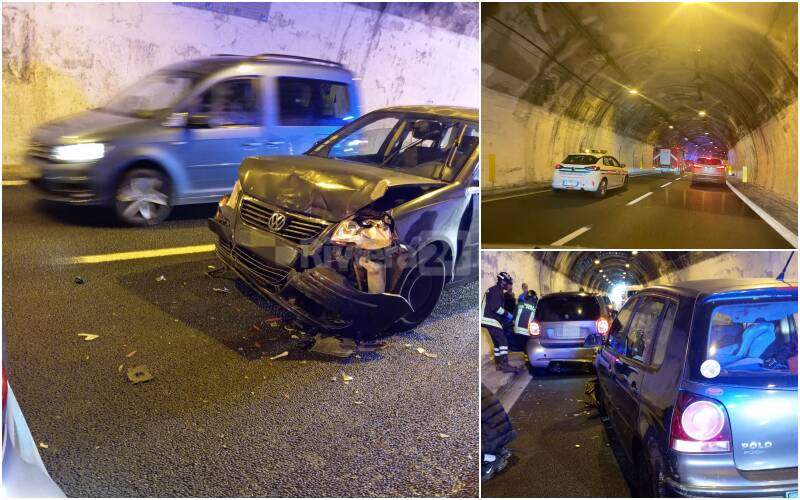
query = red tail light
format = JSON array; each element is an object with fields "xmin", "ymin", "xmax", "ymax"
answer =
[
  {"xmin": 553, "ymin": 164, "xmax": 562, "ymax": 170},
  {"xmin": 715, "ymin": 165, "xmax": 725, "ymax": 169},
  {"xmin": 590, "ymin": 165, "xmax": 601, "ymax": 171},
  {"xmin": 596, "ymin": 317, "xmax": 609, "ymax": 335},
  {"xmin": 529, "ymin": 321, "xmax": 541, "ymax": 336},
  {"xmin": 670, "ymin": 391, "xmax": 731, "ymax": 453}
]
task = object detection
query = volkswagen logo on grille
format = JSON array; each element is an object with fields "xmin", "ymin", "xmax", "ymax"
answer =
[{"xmin": 267, "ymin": 212, "xmax": 287, "ymax": 232}]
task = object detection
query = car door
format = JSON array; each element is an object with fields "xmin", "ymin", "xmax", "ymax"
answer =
[
  {"xmin": 178, "ymin": 76, "xmax": 271, "ymax": 198},
  {"xmin": 267, "ymin": 76, "xmax": 357, "ymax": 155},
  {"xmin": 611, "ymin": 294, "xmax": 671, "ymax": 448},
  {"xmin": 605, "ymin": 156, "xmax": 625, "ymax": 187},
  {"xmin": 597, "ymin": 297, "xmax": 637, "ymax": 422}
]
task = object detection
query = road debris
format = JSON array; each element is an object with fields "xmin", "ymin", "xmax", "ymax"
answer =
[
  {"xmin": 403, "ymin": 343, "xmax": 412, "ymax": 349},
  {"xmin": 416, "ymin": 347, "xmax": 438, "ymax": 358},
  {"xmin": 438, "ymin": 433, "xmax": 450, "ymax": 439},
  {"xmin": 212, "ymin": 286, "xmax": 231, "ymax": 294},
  {"xmin": 341, "ymin": 373, "xmax": 354, "ymax": 384},
  {"xmin": 269, "ymin": 351, "xmax": 289, "ymax": 360},
  {"xmin": 575, "ymin": 444, "xmax": 581, "ymax": 448},
  {"xmin": 126, "ymin": 350, "xmax": 137, "ymax": 358},
  {"xmin": 356, "ymin": 340, "xmax": 389, "ymax": 352},
  {"xmin": 77, "ymin": 333, "xmax": 99, "ymax": 341},
  {"xmin": 310, "ymin": 334, "xmax": 354, "ymax": 358},
  {"xmin": 38, "ymin": 442, "xmax": 49, "ymax": 449},
  {"xmin": 155, "ymin": 275, "xmax": 166, "ymax": 282},
  {"xmin": 73, "ymin": 276, "xmax": 85, "ymax": 285},
  {"xmin": 126, "ymin": 365, "xmax": 153, "ymax": 384},
  {"xmin": 290, "ymin": 334, "xmax": 300, "ymax": 340},
  {"xmin": 354, "ymin": 401, "xmax": 364, "ymax": 405},
  {"xmin": 117, "ymin": 364, "xmax": 124, "ymax": 373}
]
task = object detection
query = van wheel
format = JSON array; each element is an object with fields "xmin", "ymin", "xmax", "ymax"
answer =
[
  {"xmin": 594, "ymin": 179, "xmax": 608, "ymax": 198},
  {"xmin": 388, "ymin": 250, "xmax": 447, "ymax": 333},
  {"xmin": 114, "ymin": 168, "xmax": 173, "ymax": 226},
  {"xmin": 635, "ymin": 445, "xmax": 667, "ymax": 497}
]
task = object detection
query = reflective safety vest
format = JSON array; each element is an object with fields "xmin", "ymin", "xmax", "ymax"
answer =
[
  {"xmin": 512, "ymin": 295, "xmax": 538, "ymax": 336},
  {"xmin": 481, "ymin": 284, "xmax": 506, "ymax": 328}
]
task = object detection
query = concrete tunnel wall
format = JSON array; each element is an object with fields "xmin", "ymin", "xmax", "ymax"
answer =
[
  {"xmin": 649, "ymin": 251, "xmax": 798, "ymax": 285},
  {"xmin": 2, "ymin": 2, "xmax": 479, "ymax": 168}
]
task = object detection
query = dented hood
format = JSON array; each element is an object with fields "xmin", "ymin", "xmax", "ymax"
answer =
[{"xmin": 239, "ymin": 155, "xmax": 446, "ymax": 221}]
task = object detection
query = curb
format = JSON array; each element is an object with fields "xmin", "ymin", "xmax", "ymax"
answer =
[{"xmin": 726, "ymin": 180, "xmax": 798, "ymax": 248}]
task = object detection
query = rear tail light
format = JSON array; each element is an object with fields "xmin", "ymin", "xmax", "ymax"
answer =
[
  {"xmin": 670, "ymin": 391, "xmax": 731, "ymax": 453},
  {"xmin": 596, "ymin": 317, "xmax": 609, "ymax": 335},
  {"xmin": 529, "ymin": 321, "xmax": 541, "ymax": 336},
  {"xmin": 590, "ymin": 165, "xmax": 601, "ymax": 171},
  {"xmin": 715, "ymin": 165, "xmax": 725, "ymax": 169},
  {"xmin": 553, "ymin": 164, "xmax": 562, "ymax": 170}
]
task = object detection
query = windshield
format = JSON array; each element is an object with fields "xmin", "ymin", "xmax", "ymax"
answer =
[
  {"xmin": 536, "ymin": 296, "xmax": 601, "ymax": 322},
  {"xmin": 562, "ymin": 155, "xmax": 599, "ymax": 165},
  {"xmin": 102, "ymin": 72, "xmax": 197, "ymax": 118},
  {"xmin": 694, "ymin": 299, "xmax": 797, "ymax": 388},
  {"xmin": 307, "ymin": 111, "xmax": 478, "ymax": 182}
]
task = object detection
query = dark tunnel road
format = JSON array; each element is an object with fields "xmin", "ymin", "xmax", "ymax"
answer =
[{"xmin": 482, "ymin": 173, "xmax": 793, "ymax": 249}]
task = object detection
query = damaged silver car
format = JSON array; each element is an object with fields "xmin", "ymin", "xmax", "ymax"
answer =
[{"xmin": 209, "ymin": 106, "xmax": 479, "ymax": 339}]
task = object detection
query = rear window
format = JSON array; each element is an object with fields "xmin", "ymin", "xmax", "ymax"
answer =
[
  {"xmin": 536, "ymin": 296, "xmax": 601, "ymax": 322},
  {"xmin": 697, "ymin": 157, "xmax": 722, "ymax": 165},
  {"xmin": 562, "ymin": 155, "xmax": 599, "ymax": 165},
  {"xmin": 692, "ymin": 299, "xmax": 797, "ymax": 388},
  {"xmin": 278, "ymin": 77, "xmax": 351, "ymax": 126}
]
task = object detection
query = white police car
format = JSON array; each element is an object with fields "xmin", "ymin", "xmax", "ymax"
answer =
[{"xmin": 552, "ymin": 150, "xmax": 629, "ymax": 197}]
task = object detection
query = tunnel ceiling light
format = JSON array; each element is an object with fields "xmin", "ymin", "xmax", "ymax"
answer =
[
  {"xmin": 594, "ymin": 259, "xmax": 600, "ymax": 265},
  {"xmin": 698, "ymin": 111, "xmax": 706, "ymax": 117},
  {"xmin": 704, "ymin": 132, "xmax": 709, "ymax": 135},
  {"xmin": 625, "ymin": 263, "xmax": 630, "ymax": 268},
  {"xmin": 632, "ymin": 251, "xmax": 639, "ymax": 255},
  {"xmin": 668, "ymin": 125, "xmax": 674, "ymax": 129},
  {"xmin": 628, "ymin": 89, "xmax": 639, "ymax": 95}
]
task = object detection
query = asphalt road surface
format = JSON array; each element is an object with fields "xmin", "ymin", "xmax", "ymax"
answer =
[
  {"xmin": 482, "ymin": 373, "xmax": 632, "ymax": 498},
  {"xmin": 482, "ymin": 173, "xmax": 792, "ymax": 249},
  {"xmin": 3, "ymin": 184, "xmax": 479, "ymax": 497}
]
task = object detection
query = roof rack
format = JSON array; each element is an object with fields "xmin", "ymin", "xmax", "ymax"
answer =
[{"xmin": 251, "ymin": 53, "xmax": 344, "ymax": 68}]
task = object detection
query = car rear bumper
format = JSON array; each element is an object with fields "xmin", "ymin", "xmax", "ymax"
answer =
[
  {"xmin": 552, "ymin": 172, "xmax": 601, "ymax": 192},
  {"xmin": 526, "ymin": 338, "xmax": 597, "ymax": 368},
  {"xmin": 208, "ymin": 216, "xmax": 413, "ymax": 340},
  {"xmin": 667, "ymin": 452, "xmax": 798, "ymax": 498},
  {"xmin": 691, "ymin": 172, "xmax": 726, "ymax": 184}
]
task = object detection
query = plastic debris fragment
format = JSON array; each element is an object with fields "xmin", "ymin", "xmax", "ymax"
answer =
[
  {"xmin": 127, "ymin": 365, "xmax": 153, "ymax": 384},
  {"xmin": 155, "ymin": 275, "xmax": 166, "ymax": 282},
  {"xmin": 269, "ymin": 351, "xmax": 289, "ymax": 360},
  {"xmin": 77, "ymin": 333, "xmax": 99, "ymax": 341}
]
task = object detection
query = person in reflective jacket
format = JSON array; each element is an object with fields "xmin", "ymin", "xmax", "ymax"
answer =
[
  {"xmin": 481, "ymin": 272, "xmax": 522, "ymax": 373},
  {"xmin": 513, "ymin": 290, "xmax": 538, "ymax": 336}
]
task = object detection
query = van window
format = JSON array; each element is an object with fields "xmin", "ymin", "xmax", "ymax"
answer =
[
  {"xmin": 190, "ymin": 78, "xmax": 260, "ymax": 127},
  {"xmin": 699, "ymin": 300, "xmax": 798, "ymax": 388},
  {"xmin": 625, "ymin": 297, "xmax": 667, "ymax": 362},
  {"xmin": 651, "ymin": 300, "xmax": 678, "ymax": 366},
  {"xmin": 278, "ymin": 77, "xmax": 351, "ymax": 126}
]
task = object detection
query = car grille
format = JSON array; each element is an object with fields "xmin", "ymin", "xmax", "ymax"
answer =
[
  {"xmin": 232, "ymin": 245, "xmax": 291, "ymax": 291},
  {"xmin": 28, "ymin": 142, "xmax": 53, "ymax": 161},
  {"xmin": 240, "ymin": 198, "xmax": 329, "ymax": 244},
  {"xmin": 217, "ymin": 237, "xmax": 233, "ymax": 258}
]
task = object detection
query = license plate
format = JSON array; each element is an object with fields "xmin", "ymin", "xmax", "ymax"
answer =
[
  {"xmin": 562, "ymin": 180, "xmax": 579, "ymax": 187},
  {"xmin": 785, "ymin": 491, "xmax": 797, "ymax": 498}
]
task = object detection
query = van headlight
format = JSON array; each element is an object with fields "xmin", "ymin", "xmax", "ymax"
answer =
[
  {"xmin": 53, "ymin": 143, "xmax": 106, "ymax": 162},
  {"xmin": 331, "ymin": 213, "xmax": 394, "ymax": 250}
]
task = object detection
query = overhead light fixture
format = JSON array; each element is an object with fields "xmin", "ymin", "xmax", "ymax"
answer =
[
  {"xmin": 632, "ymin": 251, "xmax": 639, "ymax": 255},
  {"xmin": 684, "ymin": 137, "xmax": 689, "ymax": 140},
  {"xmin": 668, "ymin": 125, "xmax": 674, "ymax": 129},
  {"xmin": 628, "ymin": 89, "xmax": 639, "ymax": 95},
  {"xmin": 594, "ymin": 259, "xmax": 600, "ymax": 265},
  {"xmin": 625, "ymin": 263, "xmax": 630, "ymax": 268},
  {"xmin": 698, "ymin": 111, "xmax": 706, "ymax": 117},
  {"xmin": 704, "ymin": 132, "xmax": 709, "ymax": 135}
]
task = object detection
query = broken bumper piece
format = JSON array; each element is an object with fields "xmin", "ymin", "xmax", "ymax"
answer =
[{"xmin": 209, "ymin": 217, "xmax": 413, "ymax": 340}]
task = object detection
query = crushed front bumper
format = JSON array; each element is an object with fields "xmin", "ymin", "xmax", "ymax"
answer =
[{"xmin": 208, "ymin": 216, "xmax": 413, "ymax": 340}]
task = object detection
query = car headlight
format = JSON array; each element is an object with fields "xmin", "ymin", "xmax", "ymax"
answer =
[
  {"xmin": 331, "ymin": 213, "xmax": 394, "ymax": 250},
  {"xmin": 52, "ymin": 143, "xmax": 106, "ymax": 162}
]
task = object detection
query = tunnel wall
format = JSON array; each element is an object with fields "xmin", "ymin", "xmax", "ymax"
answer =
[
  {"xmin": 1, "ymin": 2, "xmax": 479, "ymax": 167},
  {"xmin": 649, "ymin": 251, "xmax": 798, "ymax": 285},
  {"xmin": 728, "ymin": 102, "xmax": 798, "ymax": 201},
  {"xmin": 482, "ymin": 87, "xmax": 657, "ymax": 193}
]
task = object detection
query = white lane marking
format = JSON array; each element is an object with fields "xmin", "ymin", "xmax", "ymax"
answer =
[
  {"xmin": 626, "ymin": 191, "xmax": 653, "ymax": 206},
  {"xmin": 484, "ymin": 188, "xmax": 552, "ymax": 203},
  {"xmin": 2, "ymin": 180, "xmax": 28, "ymax": 186},
  {"xmin": 551, "ymin": 225, "xmax": 592, "ymax": 246},
  {"xmin": 67, "ymin": 244, "xmax": 215, "ymax": 264},
  {"xmin": 660, "ymin": 181, "xmax": 673, "ymax": 188},
  {"xmin": 725, "ymin": 180, "xmax": 798, "ymax": 247}
]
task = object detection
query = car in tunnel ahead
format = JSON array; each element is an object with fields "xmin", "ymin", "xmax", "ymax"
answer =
[
  {"xmin": 690, "ymin": 157, "xmax": 727, "ymax": 186},
  {"xmin": 526, "ymin": 291, "xmax": 611, "ymax": 374},
  {"xmin": 594, "ymin": 279, "xmax": 798, "ymax": 497},
  {"xmin": 208, "ymin": 105, "xmax": 479, "ymax": 340},
  {"xmin": 552, "ymin": 150, "xmax": 628, "ymax": 197},
  {"xmin": 28, "ymin": 53, "xmax": 360, "ymax": 226}
]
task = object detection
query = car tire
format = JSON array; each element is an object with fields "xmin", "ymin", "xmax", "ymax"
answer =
[
  {"xmin": 594, "ymin": 179, "xmax": 608, "ymax": 198},
  {"xmin": 388, "ymin": 250, "xmax": 447, "ymax": 333},
  {"xmin": 635, "ymin": 443, "xmax": 667, "ymax": 497},
  {"xmin": 114, "ymin": 168, "xmax": 173, "ymax": 226}
]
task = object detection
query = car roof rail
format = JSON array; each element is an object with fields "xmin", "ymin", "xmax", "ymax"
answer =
[{"xmin": 251, "ymin": 53, "xmax": 344, "ymax": 68}]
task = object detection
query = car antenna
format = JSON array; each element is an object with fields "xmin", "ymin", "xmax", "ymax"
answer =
[{"xmin": 776, "ymin": 252, "xmax": 794, "ymax": 282}]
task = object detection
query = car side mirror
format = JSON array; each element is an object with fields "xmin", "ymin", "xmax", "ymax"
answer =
[
  {"xmin": 186, "ymin": 113, "xmax": 210, "ymax": 129},
  {"xmin": 162, "ymin": 112, "xmax": 187, "ymax": 128}
]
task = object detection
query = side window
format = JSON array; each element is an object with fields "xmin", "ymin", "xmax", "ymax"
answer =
[
  {"xmin": 611, "ymin": 157, "xmax": 621, "ymax": 167},
  {"xmin": 651, "ymin": 299, "xmax": 678, "ymax": 366},
  {"xmin": 602, "ymin": 157, "xmax": 612, "ymax": 166},
  {"xmin": 189, "ymin": 78, "xmax": 260, "ymax": 127},
  {"xmin": 278, "ymin": 77, "xmax": 351, "ymax": 126},
  {"xmin": 450, "ymin": 124, "xmax": 479, "ymax": 175},
  {"xmin": 608, "ymin": 298, "xmax": 636, "ymax": 354},
  {"xmin": 625, "ymin": 297, "xmax": 667, "ymax": 362}
]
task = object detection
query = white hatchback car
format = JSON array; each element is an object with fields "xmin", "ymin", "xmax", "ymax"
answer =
[{"xmin": 552, "ymin": 150, "xmax": 628, "ymax": 197}]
